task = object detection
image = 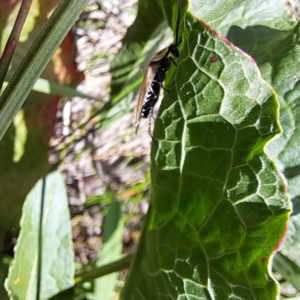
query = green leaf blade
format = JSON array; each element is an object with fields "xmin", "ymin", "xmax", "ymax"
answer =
[
  {"xmin": 122, "ymin": 12, "xmax": 291, "ymax": 300},
  {"xmin": 5, "ymin": 171, "xmax": 74, "ymax": 300},
  {"xmin": 0, "ymin": 0, "xmax": 89, "ymax": 140}
]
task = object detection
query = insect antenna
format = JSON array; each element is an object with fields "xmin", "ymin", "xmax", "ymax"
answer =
[{"xmin": 174, "ymin": 0, "xmax": 183, "ymax": 45}]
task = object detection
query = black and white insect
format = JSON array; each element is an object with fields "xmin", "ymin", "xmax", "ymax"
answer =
[{"xmin": 135, "ymin": 1, "xmax": 182, "ymax": 142}]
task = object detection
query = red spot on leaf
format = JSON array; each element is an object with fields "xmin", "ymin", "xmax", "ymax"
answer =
[
  {"xmin": 210, "ymin": 55, "xmax": 218, "ymax": 63},
  {"xmin": 260, "ymin": 257, "xmax": 266, "ymax": 263},
  {"xmin": 199, "ymin": 19, "xmax": 257, "ymax": 65}
]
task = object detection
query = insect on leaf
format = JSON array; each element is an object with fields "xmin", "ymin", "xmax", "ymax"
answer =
[{"xmin": 135, "ymin": 62, "xmax": 159, "ymax": 132}]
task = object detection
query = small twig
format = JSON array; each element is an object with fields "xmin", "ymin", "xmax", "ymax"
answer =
[{"xmin": 0, "ymin": 0, "xmax": 32, "ymax": 91}]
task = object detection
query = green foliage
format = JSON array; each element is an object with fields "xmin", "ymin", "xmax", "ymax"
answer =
[
  {"xmin": 121, "ymin": 6, "xmax": 291, "ymax": 299},
  {"xmin": 94, "ymin": 195, "xmax": 124, "ymax": 299},
  {"xmin": 0, "ymin": 0, "xmax": 88, "ymax": 231},
  {"xmin": 5, "ymin": 171, "xmax": 74, "ymax": 300},
  {"xmin": 1, "ymin": 0, "xmax": 299, "ymax": 299},
  {"xmin": 0, "ymin": 0, "xmax": 89, "ymax": 140}
]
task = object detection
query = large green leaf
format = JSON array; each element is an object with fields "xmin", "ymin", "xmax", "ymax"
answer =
[
  {"xmin": 224, "ymin": 4, "xmax": 300, "ymax": 287},
  {"xmin": 5, "ymin": 171, "xmax": 74, "ymax": 300},
  {"xmin": 189, "ymin": 0, "xmax": 246, "ymax": 29},
  {"xmin": 202, "ymin": 0, "xmax": 300, "ymax": 216},
  {"xmin": 121, "ymin": 9, "xmax": 291, "ymax": 299},
  {"xmin": 223, "ymin": 3, "xmax": 300, "ymax": 291},
  {"xmin": 205, "ymin": 0, "xmax": 297, "ymax": 35}
]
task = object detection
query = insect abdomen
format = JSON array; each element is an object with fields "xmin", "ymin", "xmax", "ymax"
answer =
[
  {"xmin": 140, "ymin": 56, "xmax": 171, "ymax": 118},
  {"xmin": 140, "ymin": 75, "xmax": 161, "ymax": 118}
]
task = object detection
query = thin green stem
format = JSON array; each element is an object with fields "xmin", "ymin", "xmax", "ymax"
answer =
[{"xmin": 75, "ymin": 253, "xmax": 133, "ymax": 285}]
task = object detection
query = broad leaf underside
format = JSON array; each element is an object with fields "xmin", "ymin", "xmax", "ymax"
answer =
[
  {"xmin": 223, "ymin": 5, "xmax": 300, "ymax": 271},
  {"xmin": 123, "ymin": 12, "xmax": 291, "ymax": 300}
]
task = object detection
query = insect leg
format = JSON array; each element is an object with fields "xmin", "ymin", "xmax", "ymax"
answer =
[
  {"xmin": 170, "ymin": 56, "xmax": 177, "ymax": 67},
  {"xmin": 161, "ymin": 85, "xmax": 170, "ymax": 93},
  {"xmin": 148, "ymin": 107, "xmax": 158, "ymax": 146}
]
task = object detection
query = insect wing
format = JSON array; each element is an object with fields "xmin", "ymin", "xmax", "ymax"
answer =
[
  {"xmin": 135, "ymin": 62, "xmax": 159, "ymax": 129},
  {"xmin": 134, "ymin": 0, "xmax": 183, "ymax": 140},
  {"xmin": 150, "ymin": 47, "xmax": 169, "ymax": 62}
]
